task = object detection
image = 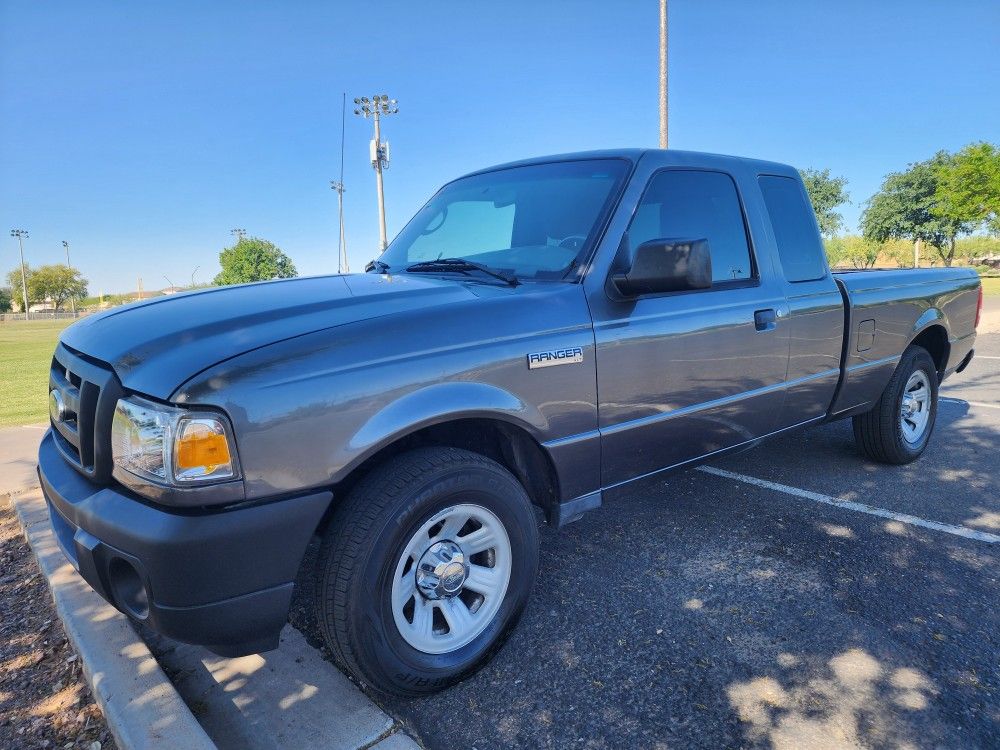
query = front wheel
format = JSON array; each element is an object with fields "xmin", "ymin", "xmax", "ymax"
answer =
[
  {"xmin": 852, "ymin": 344, "xmax": 939, "ymax": 464},
  {"xmin": 314, "ymin": 447, "xmax": 539, "ymax": 696}
]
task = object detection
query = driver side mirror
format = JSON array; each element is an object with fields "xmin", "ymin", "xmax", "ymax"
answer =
[{"xmin": 611, "ymin": 238, "xmax": 712, "ymax": 297}]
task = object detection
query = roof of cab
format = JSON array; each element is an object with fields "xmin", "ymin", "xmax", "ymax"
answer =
[{"xmin": 463, "ymin": 148, "xmax": 799, "ymax": 179}]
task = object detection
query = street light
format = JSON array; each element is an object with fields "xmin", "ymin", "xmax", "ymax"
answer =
[
  {"xmin": 330, "ymin": 181, "xmax": 349, "ymax": 273},
  {"xmin": 10, "ymin": 229, "xmax": 30, "ymax": 321},
  {"xmin": 191, "ymin": 266, "xmax": 200, "ymax": 287},
  {"xmin": 353, "ymin": 94, "xmax": 398, "ymax": 250},
  {"xmin": 62, "ymin": 240, "xmax": 76, "ymax": 316},
  {"xmin": 231, "ymin": 228, "xmax": 247, "ymax": 242}
]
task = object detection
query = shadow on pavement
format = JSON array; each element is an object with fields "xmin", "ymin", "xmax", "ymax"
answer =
[{"xmin": 290, "ymin": 417, "xmax": 999, "ymax": 749}]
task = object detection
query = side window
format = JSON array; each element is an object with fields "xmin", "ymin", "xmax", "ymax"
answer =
[
  {"xmin": 758, "ymin": 175, "xmax": 827, "ymax": 282},
  {"xmin": 628, "ymin": 170, "xmax": 753, "ymax": 284}
]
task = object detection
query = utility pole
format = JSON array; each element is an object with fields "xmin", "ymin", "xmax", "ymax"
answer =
[
  {"xmin": 331, "ymin": 181, "xmax": 349, "ymax": 273},
  {"xmin": 62, "ymin": 240, "xmax": 77, "ymax": 316},
  {"xmin": 10, "ymin": 229, "xmax": 30, "ymax": 320},
  {"xmin": 332, "ymin": 91, "xmax": 349, "ymax": 274},
  {"xmin": 353, "ymin": 94, "xmax": 398, "ymax": 250},
  {"xmin": 659, "ymin": 0, "xmax": 668, "ymax": 148}
]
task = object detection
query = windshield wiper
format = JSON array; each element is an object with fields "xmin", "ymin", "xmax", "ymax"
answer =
[
  {"xmin": 405, "ymin": 258, "xmax": 519, "ymax": 287},
  {"xmin": 365, "ymin": 259, "xmax": 391, "ymax": 273}
]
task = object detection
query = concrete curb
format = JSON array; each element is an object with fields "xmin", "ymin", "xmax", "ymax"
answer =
[
  {"xmin": 143, "ymin": 625, "xmax": 421, "ymax": 750},
  {"xmin": 10, "ymin": 487, "xmax": 217, "ymax": 750},
  {"xmin": 2, "ymin": 425, "xmax": 420, "ymax": 750}
]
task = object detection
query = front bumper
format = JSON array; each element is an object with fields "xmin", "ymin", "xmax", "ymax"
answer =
[{"xmin": 37, "ymin": 430, "xmax": 331, "ymax": 656}]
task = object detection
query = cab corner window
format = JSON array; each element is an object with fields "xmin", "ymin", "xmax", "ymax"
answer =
[
  {"xmin": 628, "ymin": 170, "xmax": 754, "ymax": 285},
  {"xmin": 758, "ymin": 175, "xmax": 828, "ymax": 282}
]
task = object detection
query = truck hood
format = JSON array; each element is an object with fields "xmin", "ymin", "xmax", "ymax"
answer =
[{"xmin": 60, "ymin": 273, "xmax": 479, "ymax": 398}]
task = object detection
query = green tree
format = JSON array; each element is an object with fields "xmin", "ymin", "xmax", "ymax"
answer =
[
  {"xmin": 957, "ymin": 235, "xmax": 1000, "ymax": 260},
  {"xmin": 800, "ymin": 168, "xmax": 849, "ymax": 238},
  {"xmin": 880, "ymin": 238, "xmax": 916, "ymax": 268},
  {"xmin": 5, "ymin": 265, "xmax": 35, "ymax": 311},
  {"xmin": 934, "ymin": 142, "xmax": 1000, "ymax": 236},
  {"xmin": 29, "ymin": 264, "xmax": 88, "ymax": 310},
  {"xmin": 214, "ymin": 237, "xmax": 298, "ymax": 285},
  {"xmin": 861, "ymin": 152, "xmax": 973, "ymax": 266},
  {"xmin": 0, "ymin": 286, "xmax": 11, "ymax": 313},
  {"xmin": 825, "ymin": 235, "xmax": 880, "ymax": 269},
  {"xmin": 823, "ymin": 237, "xmax": 848, "ymax": 268}
]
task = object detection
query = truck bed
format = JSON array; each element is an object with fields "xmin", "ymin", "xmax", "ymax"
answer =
[{"xmin": 830, "ymin": 267, "xmax": 980, "ymax": 418}]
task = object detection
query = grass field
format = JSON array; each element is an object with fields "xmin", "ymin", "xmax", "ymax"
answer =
[
  {"xmin": 0, "ymin": 320, "xmax": 72, "ymax": 427},
  {"xmin": 981, "ymin": 276, "xmax": 1000, "ymax": 296}
]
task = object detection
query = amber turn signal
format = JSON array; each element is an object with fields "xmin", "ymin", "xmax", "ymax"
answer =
[{"xmin": 173, "ymin": 418, "xmax": 235, "ymax": 481}]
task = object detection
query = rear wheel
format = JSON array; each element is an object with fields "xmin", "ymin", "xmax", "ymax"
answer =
[
  {"xmin": 314, "ymin": 447, "xmax": 539, "ymax": 696},
  {"xmin": 852, "ymin": 345, "xmax": 938, "ymax": 464}
]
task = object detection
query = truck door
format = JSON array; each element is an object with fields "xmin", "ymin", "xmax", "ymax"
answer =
[
  {"xmin": 756, "ymin": 175, "xmax": 844, "ymax": 429},
  {"xmin": 587, "ymin": 166, "xmax": 790, "ymax": 487}
]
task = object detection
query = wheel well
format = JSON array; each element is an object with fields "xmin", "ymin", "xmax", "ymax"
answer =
[
  {"xmin": 316, "ymin": 419, "xmax": 561, "ymax": 535},
  {"xmin": 910, "ymin": 324, "xmax": 949, "ymax": 378}
]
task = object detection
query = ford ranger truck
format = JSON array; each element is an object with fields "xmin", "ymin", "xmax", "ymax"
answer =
[{"xmin": 38, "ymin": 150, "xmax": 982, "ymax": 696}]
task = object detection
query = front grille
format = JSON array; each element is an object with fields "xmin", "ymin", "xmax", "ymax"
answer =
[{"xmin": 49, "ymin": 344, "xmax": 123, "ymax": 483}]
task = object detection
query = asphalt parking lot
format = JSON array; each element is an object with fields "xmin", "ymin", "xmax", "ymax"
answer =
[{"xmin": 292, "ymin": 332, "xmax": 1000, "ymax": 749}]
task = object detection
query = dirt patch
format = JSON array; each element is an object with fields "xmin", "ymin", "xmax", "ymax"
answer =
[{"xmin": 0, "ymin": 494, "xmax": 115, "ymax": 750}]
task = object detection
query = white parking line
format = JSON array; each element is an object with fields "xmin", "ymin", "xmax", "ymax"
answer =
[
  {"xmin": 697, "ymin": 466, "xmax": 1000, "ymax": 544},
  {"xmin": 940, "ymin": 397, "xmax": 1000, "ymax": 410},
  {"xmin": 974, "ymin": 355, "xmax": 1000, "ymax": 360}
]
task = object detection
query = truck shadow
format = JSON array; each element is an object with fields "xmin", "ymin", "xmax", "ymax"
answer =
[
  {"xmin": 289, "ymin": 415, "xmax": 999, "ymax": 748},
  {"xmin": 714, "ymin": 403, "xmax": 1000, "ymax": 534}
]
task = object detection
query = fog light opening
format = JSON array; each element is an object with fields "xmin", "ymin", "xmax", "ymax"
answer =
[{"xmin": 108, "ymin": 557, "xmax": 150, "ymax": 619}]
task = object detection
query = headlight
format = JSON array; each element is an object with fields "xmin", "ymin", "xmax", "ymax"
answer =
[{"xmin": 111, "ymin": 397, "xmax": 238, "ymax": 485}]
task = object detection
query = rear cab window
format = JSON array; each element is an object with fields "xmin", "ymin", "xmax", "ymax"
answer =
[{"xmin": 758, "ymin": 175, "xmax": 828, "ymax": 282}]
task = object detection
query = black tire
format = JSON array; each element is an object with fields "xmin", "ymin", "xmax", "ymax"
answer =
[
  {"xmin": 852, "ymin": 345, "xmax": 939, "ymax": 464},
  {"xmin": 314, "ymin": 447, "xmax": 539, "ymax": 696}
]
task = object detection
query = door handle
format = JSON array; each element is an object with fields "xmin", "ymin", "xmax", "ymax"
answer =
[{"xmin": 754, "ymin": 308, "xmax": 777, "ymax": 332}]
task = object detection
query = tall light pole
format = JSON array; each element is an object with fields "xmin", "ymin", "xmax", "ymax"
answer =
[
  {"xmin": 231, "ymin": 228, "xmax": 247, "ymax": 243},
  {"xmin": 10, "ymin": 229, "xmax": 30, "ymax": 320},
  {"xmin": 62, "ymin": 240, "xmax": 76, "ymax": 316},
  {"xmin": 659, "ymin": 0, "xmax": 668, "ymax": 148},
  {"xmin": 191, "ymin": 266, "xmax": 200, "ymax": 287},
  {"xmin": 332, "ymin": 92, "xmax": 349, "ymax": 274},
  {"xmin": 353, "ymin": 94, "xmax": 398, "ymax": 250},
  {"xmin": 330, "ymin": 181, "xmax": 349, "ymax": 273}
]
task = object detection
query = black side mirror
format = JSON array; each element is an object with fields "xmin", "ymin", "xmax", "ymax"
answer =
[{"xmin": 611, "ymin": 238, "xmax": 712, "ymax": 297}]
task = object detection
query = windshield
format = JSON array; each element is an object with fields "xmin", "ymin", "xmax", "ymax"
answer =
[{"xmin": 377, "ymin": 159, "xmax": 629, "ymax": 281}]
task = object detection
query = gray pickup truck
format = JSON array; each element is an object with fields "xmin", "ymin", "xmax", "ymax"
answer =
[{"xmin": 38, "ymin": 149, "xmax": 982, "ymax": 695}]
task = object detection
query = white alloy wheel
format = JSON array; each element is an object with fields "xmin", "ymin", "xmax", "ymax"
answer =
[
  {"xmin": 390, "ymin": 503, "xmax": 512, "ymax": 654},
  {"xmin": 900, "ymin": 370, "xmax": 931, "ymax": 443}
]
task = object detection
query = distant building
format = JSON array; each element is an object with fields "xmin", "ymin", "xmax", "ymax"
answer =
[{"xmin": 160, "ymin": 287, "xmax": 185, "ymax": 295}]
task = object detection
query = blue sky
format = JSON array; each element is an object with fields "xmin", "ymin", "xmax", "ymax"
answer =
[{"xmin": 2, "ymin": 0, "xmax": 998, "ymax": 294}]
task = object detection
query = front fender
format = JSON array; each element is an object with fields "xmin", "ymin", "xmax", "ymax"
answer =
[{"xmin": 334, "ymin": 381, "xmax": 549, "ymax": 482}]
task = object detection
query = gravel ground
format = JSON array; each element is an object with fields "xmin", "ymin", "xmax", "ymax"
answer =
[
  {"xmin": 0, "ymin": 494, "xmax": 115, "ymax": 750},
  {"xmin": 289, "ymin": 332, "xmax": 1000, "ymax": 749}
]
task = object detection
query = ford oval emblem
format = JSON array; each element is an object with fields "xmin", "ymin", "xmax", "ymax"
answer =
[{"xmin": 49, "ymin": 390, "xmax": 67, "ymax": 423}]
